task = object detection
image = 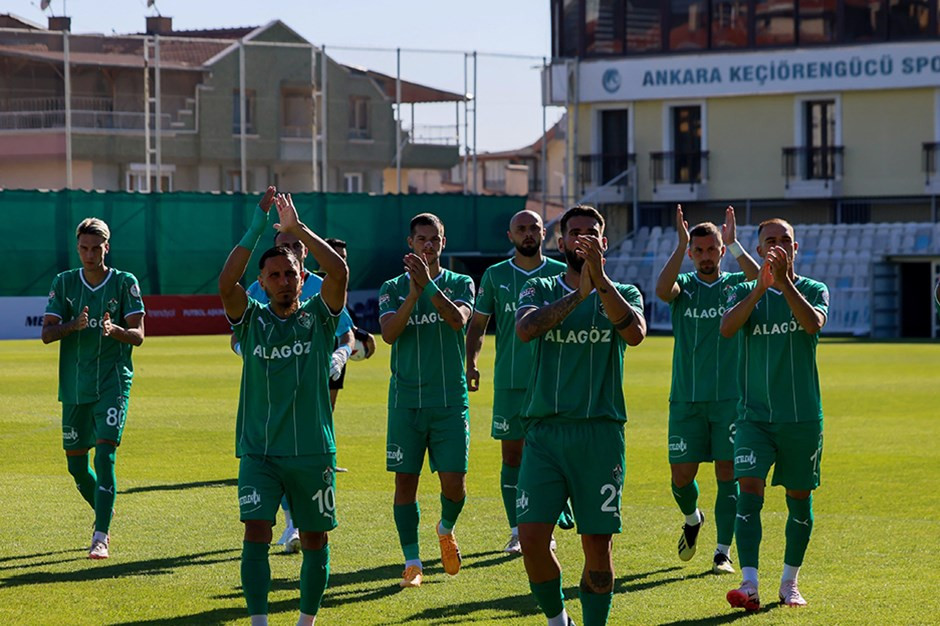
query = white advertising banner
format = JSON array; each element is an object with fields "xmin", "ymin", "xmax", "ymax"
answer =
[
  {"xmin": 563, "ymin": 42, "xmax": 940, "ymax": 103},
  {"xmin": 0, "ymin": 297, "xmax": 48, "ymax": 340}
]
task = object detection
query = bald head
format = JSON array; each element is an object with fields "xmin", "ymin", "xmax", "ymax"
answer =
[{"xmin": 508, "ymin": 210, "xmax": 545, "ymax": 257}]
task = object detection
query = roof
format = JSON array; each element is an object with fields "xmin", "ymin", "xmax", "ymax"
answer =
[
  {"xmin": 344, "ymin": 65, "xmax": 467, "ymax": 104},
  {"xmin": 0, "ymin": 14, "xmax": 44, "ymax": 30},
  {"xmin": 476, "ymin": 116, "xmax": 565, "ymax": 161},
  {"xmin": 0, "ymin": 36, "xmax": 229, "ymax": 70}
]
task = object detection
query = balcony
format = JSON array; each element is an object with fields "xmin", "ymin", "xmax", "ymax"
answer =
[
  {"xmin": 650, "ymin": 150, "xmax": 709, "ymax": 201},
  {"xmin": 0, "ymin": 96, "xmax": 195, "ymax": 133},
  {"xmin": 782, "ymin": 146, "xmax": 843, "ymax": 198},
  {"xmin": 923, "ymin": 142, "xmax": 940, "ymax": 194}
]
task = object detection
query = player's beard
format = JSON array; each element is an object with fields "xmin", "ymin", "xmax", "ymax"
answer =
[
  {"xmin": 514, "ymin": 240, "xmax": 540, "ymax": 257},
  {"xmin": 698, "ymin": 262, "xmax": 717, "ymax": 275},
  {"xmin": 564, "ymin": 247, "xmax": 585, "ymax": 273}
]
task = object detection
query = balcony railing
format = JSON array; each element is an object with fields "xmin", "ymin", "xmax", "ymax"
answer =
[
  {"xmin": 578, "ymin": 153, "xmax": 636, "ymax": 193},
  {"xmin": 649, "ymin": 150, "xmax": 709, "ymax": 191},
  {"xmin": 0, "ymin": 95, "xmax": 193, "ymax": 132},
  {"xmin": 406, "ymin": 124, "xmax": 459, "ymax": 146},
  {"xmin": 923, "ymin": 142, "xmax": 939, "ymax": 185},
  {"xmin": 782, "ymin": 146, "xmax": 844, "ymax": 187}
]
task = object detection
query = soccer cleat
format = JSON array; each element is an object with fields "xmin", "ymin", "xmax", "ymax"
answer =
[
  {"xmin": 88, "ymin": 536, "xmax": 110, "ymax": 560},
  {"xmin": 437, "ymin": 529, "xmax": 462, "ymax": 576},
  {"xmin": 503, "ymin": 534, "xmax": 522, "ymax": 555},
  {"xmin": 678, "ymin": 511, "xmax": 704, "ymax": 561},
  {"xmin": 557, "ymin": 500, "xmax": 575, "ymax": 530},
  {"xmin": 712, "ymin": 552, "xmax": 736, "ymax": 574},
  {"xmin": 778, "ymin": 579, "xmax": 807, "ymax": 607},
  {"xmin": 276, "ymin": 522, "xmax": 296, "ymax": 545},
  {"xmin": 727, "ymin": 581, "xmax": 760, "ymax": 611},
  {"xmin": 283, "ymin": 529, "xmax": 301, "ymax": 554},
  {"xmin": 399, "ymin": 565, "xmax": 423, "ymax": 588},
  {"xmin": 550, "ymin": 535, "xmax": 557, "ymax": 552}
]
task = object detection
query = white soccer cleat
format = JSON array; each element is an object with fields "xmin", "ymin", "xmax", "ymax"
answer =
[
  {"xmin": 778, "ymin": 579, "xmax": 807, "ymax": 607},
  {"xmin": 88, "ymin": 536, "xmax": 109, "ymax": 560},
  {"xmin": 503, "ymin": 534, "xmax": 522, "ymax": 555},
  {"xmin": 283, "ymin": 528, "xmax": 301, "ymax": 554}
]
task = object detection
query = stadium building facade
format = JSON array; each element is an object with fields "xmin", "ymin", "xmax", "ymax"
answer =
[{"xmin": 544, "ymin": 0, "xmax": 940, "ymax": 337}]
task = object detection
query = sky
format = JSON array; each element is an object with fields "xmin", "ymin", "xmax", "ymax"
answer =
[{"xmin": 4, "ymin": 0, "xmax": 565, "ymax": 153}]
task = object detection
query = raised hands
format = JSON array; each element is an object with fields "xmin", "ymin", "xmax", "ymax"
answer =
[
  {"xmin": 259, "ymin": 185, "xmax": 277, "ymax": 213},
  {"xmin": 273, "ymin": 193, "xmax": 300, "ymax": 234},
  {"xmin": 73, "ymin": 306, "xmax": 89, "ymax": 331},
  {"xmin": 676, "ymin": 204, "xmax": 690, "ymax": 249},
  {"xmin": 403, "ymin": 250, "xmax": 433, "ymax": 290},
  {"xmin": 575, "ymin": 234, "xmax": 606, "ymax": 298},
  {"xmin": 101, "ymin": 311, "xmax": 114, "ymax": 337},
  {"xmin": 721, "ymin": 205, "xmax": 737, "ymax": 245}
]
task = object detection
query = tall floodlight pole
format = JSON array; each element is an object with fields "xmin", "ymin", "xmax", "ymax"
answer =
[
  {"xmin": 63, "ymin": 28, "xmax": 72, "ymax": 189},
  {"xmin": 311, "ymin": 45, "xmax": 318, "ymax": 192},
  {"xmin": 472, "ymin": 50, "xmax": 477, "ymax": 195},
  {"xmin": 463, "ymin": 53, "xmax": 468, "ymax": 195},
  {"xmin": 541, "ymin": 56, "xmax": 547, "ymax": 221},
  {"xmin": 143, "ymin": 40, "xmax": 151, "ymax": 193},
  {"xmin": 396, "ymin": 47, "xmax": 402, "ymax": 194},
  {"xmin": 154, "ymin": 34, "xmax": 162, "ymax": 191},
  {"xmin": 321, "ymin": 45, "xmax": 329, "ymax": 192},
  {"xmin": 239, "ymin": 41, "xmax": 247, "ymax": 193}
]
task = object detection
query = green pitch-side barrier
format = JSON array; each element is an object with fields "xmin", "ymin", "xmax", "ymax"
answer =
[{"xmin": 0, "ymin": 189, "xmax": 525, "ymax": 296}]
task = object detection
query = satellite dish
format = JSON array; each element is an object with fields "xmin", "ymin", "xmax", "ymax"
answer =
[
  {"xmin": 147, "ymin": 0, "xmax": 156, "ymax": 6},
  {"xmin": 40, "ymin": 0, "xmax": 52, "ymax": 9}
]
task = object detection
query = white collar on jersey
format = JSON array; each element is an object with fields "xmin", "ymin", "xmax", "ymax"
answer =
[
  {"xmin": 509, "ymin": 258, "xmax": 549, "ymax": 276},
  {"xmin": 691, "ymin": 271, "xmax": 724, "ymax": 288},
  {"xmin": 79, "ymin": 268, "xmax": 114, "ymax": 292},
  {"xmin": 556, "ymin": 274, "xmax": 595, "ymax": 295},
  {"xmin": 767, "ymin": 276, "xmax": 803, "ymax": 295}
]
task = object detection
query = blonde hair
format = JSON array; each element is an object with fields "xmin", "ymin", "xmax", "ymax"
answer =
[{"xmin": 75, "ymin": 217, "xmax": 110, "ymax": 241}]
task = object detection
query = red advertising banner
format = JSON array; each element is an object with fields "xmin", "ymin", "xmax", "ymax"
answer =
[{"xmin": 143, "ymin": 295, "xmax": 230, "ymax": 336}]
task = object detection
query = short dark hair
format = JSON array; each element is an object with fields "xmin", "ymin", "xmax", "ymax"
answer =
[
  {"xmin": 689, "ymin": 222, "xmax": 721, "ymax": 244},
  {"xmin": 325, "ymin": 237, "xmax": 347, "ymax": 250},
  {"xmin": 410, "ymin": 213, "xmax": 444, "ymax": 236},
  {"xmin": 258, "ymin": 245, "xmax": 299, "ymax": 271},
  {"xmin": 757, "ymin": 218, "xmax": 794, "ymax": 240},
  {"xmin": 560, "ymin": 205, "xmax": 605, "ymax": 235}
]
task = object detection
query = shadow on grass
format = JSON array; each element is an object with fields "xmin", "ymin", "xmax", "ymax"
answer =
[
  {"xmin": 0, "ymin": 550, "xmax": 77, "ymax": 566},
  {"xmin": 659, "ymin": 600, "xmax": 783, "ymax": 625},
  {"xmin": 0, "ymin": 549, "xmax": 240, "ymax": 589},
  {"xmin": 122, "ymin": 478, "xmax": 238, "ymax": 495}
]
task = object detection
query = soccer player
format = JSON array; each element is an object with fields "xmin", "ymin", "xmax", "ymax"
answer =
[
  {"xmin": 41, "ymin": 218, "xmax": 145, "ymax": 560},
  {"xmin": 230, "ymin": 189, "xmax": 356, "ymax": 555},
  {"xmin": 719, "ymin": 218, "xmax": 828, "ymax": 611},
  {"xmin": 654, "ymin": 205, "xmax": 759, "ymax": 574},
  {"xmin": 515, "ymin": 205, "xmax": 646, "ymax": 626},
  {"xmin": 220, "ymin": 192, "xmax": 348, "ymax": 626},
  {"xmin": 379, "ymin": 213, "xmax": 475, "ymax": 588},
  {"xmin": 465, "ymin": 210, "xmax": 565, "ymax": 554}
]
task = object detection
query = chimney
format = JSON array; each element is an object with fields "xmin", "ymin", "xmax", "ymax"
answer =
[
  {"xmin": 145, "ymin": 16, "xmax": 173, "ymax": 35},
  {"xmin": 48, "ymin": 16, "xmax": 71, "ymax": 31}
]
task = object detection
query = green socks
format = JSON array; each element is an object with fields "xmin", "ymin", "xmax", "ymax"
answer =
[
  {"xmin": 784, "ymin": 494, "xmax": 814, "ymax": 567},
  {"xmin": 501, "ymin": 464, "xmax": 519, "ymax": 529},
  {"xmin": 66, "ymin": 453, "xmax": 97, "ymax": 509},
  {"xmin": 241, "ymin": 541, "xmax": 271, "ymax": 616},
  {"xmin": 579, "ymin": 587, "xmax": 614, "ymax": 626},
  {"xmin": 93, "ymin": 443, "xmax": 116, "ymax": 534},
  {"xmin": 530, "ymin": 577, "xmax": 565, "ymax": 620},
  {"xmin": 440, "ymin": 494, "xmax": 466, "ymax": 532},
  {"xmin": 715, "ymin": 479, "xmax": 739, "ymax": 547},
  {"xmin": 394, "ymin": 502, "xmax": 420, "ymax": 561},
  {"xmin": 299, "ymin": 544, "xmax": 330, "ymax": 616},
  {"xmin": 735, "ymin": 491, "xmax": 764, "ymax": 569},
  {"xmin": 671, "ymin": 479, "xmax": 699, "ymax": 516}
]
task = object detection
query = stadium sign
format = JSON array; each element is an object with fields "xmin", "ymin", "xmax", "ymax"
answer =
[
  {"xmin": 0, "ymin": 297, "xmax": 47, "ymax": 339},
  {"xmin": 546, "ymin": 41, "xmax": 940, "ymax": 103}
]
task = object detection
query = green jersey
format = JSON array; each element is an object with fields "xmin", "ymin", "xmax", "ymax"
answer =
[
  {"xmin": 379, "ymin": 269, "xmax": 475, "ymax": 409},
  {"xmin": 475, "ymin": 257, "xmax": 567, "ymax": 390},
  {"xmin": 725, "ymin": 277, "xmax": 830, "ymax": 424},
  {"xmin": 669, "ymin": 271, "xmax": 749, "ymax": 403},
  {"xmin": 45, "ymin": 268, "xmax": 145, "ymax": 404},
  {"xmin": 231, "ymin": 295, "xmax": 339, "ymax": 457},
  {"xmin": 518, "ymin": 274, "xmax": 644, "ymax": 423}
]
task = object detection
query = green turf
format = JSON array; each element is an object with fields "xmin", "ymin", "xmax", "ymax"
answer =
[{"xmin": 1, "ymin": 335, "xmax": 937, "ymax": 625}]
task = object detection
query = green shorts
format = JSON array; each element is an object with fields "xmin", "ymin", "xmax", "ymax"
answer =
[
  {"xmin": 734, "ymin": 420, "xmax": 823, "ymax": 491},
  {"xmin": 492, "ymin": 388, "xmax": 526, "ymax": 440},
  {"xmin": 386, "ymin": 406, "xmax": 469, "ymax": 474},
  {"xmin": 238, "ymin": 453, "xmax": 338, "ymax": 532},
  {"xmin": 668, "ymin": 399, "xmax": 737, "ymax": 464},
  {"xmin": 62, "ymin": 394, "xmax": 129, "ymax": 450},
  {"xmin": 516, "ymin": 419, "xmax": 625, "ymax": 535}
]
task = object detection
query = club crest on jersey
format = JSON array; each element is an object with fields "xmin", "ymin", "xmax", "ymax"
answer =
[
  {"xmin": 297, "ymin": 310, "xmax": 313, "ymax": 329},
  {"xmin": 238, "ymin": 486, "xmax": 262, "ymax": 513},
  {"xmin": 519, "ymin": 286, "xmax": 536, "ymax": 303},
  {"xmin": 130, "ymin": 282, "xmax": 141, "ymax": 298},
  {"xmin": 668, "ymin": 436, "xmax": 689, "ymax": 458},
  {"xmin": 612, "ymin": 463, "xmax": 623, "ymax": 485},
  {"xmin": 107, "ymin": 297, "xmax": 119, "ymax": 313},
  {"xmin": 735, "ymin": 448, "xmax": 758, "ymax": 470},
  {"xmin": 322, "ymin": 467, "xmax": 334, "ymax": 485},
  {"xmin": 386, "ymin": 444, "xmax": 404, "ymax": 467}
]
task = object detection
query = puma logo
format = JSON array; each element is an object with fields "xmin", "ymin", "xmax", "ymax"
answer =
[{"xmin": 736, "ymin": 513, "xmax": 750, "ymax": 522}]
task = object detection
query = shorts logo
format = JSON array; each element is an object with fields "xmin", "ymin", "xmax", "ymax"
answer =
[
  {"xmin": 612, "ymin": 463, "xmax": 623, "ymax": 485},
  {"xmin": 668, "ymin": 436, "xmax": 688, "ymax": 458},
  {"xmin": 62, "ymin": 426, "xmax": 79, "ymax": 443},
  {"xmin": 238, "ymin": 486, "xmax": 262, "ymax": 513},
  {"xmin": 322, "ymin": 467, "xmax": 334, "ymax": 485},
  {"xmin": 516, "ymin": 489, "xmax": 530, "ymax": 517},
  {"xmin": 735, "ymin": 447, "xmax": 758, "ymax": 470},
  {"xmin": 297, "ymin": 310, "xmax": 313, "ymax": 329},
  {"xmin": 493, "ymin": 415, "xmax": 510, "ymax": 433},
  {"xmin": 386, "ymin": 444, "xmax": 404, "ymax": 467}
]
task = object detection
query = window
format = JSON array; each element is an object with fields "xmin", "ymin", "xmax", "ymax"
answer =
[
  {"xmin": 889, "ymin": 0, "xmax": 931, "ymax": 39},
  {"xmin": 711, "ymin": 0, "xmax": 750, "ymax": 48},
  {"xmin": 669, "ymin": 0, "xmax": 709, "ymax": 50},
  {"xmin": 799, "ymin": 0, "xmax": 837, "ymax": 43},
  {"xmin": 804, "ymin": 100, "xmax": 837, "ymax": 179},
  {"xmin": 348, "ymin": 97, "xmax": 371, "ymax": 140},
  {"xmin": 672, "ymin": 105, "xmax": 702, "ymax": 183},
  {"xmin": 626, "ymin": 0, "xmax": 662, "ymax": 52},
  {"xmin": 585, "ymin": 0, "xmax": 623, "ymax": 54},
  {"xmin": 226, "ymin": 170, "xmax": 251, "ymax": 192},
  {"xmin": 344, "ymin": 172, "xmax": 363, "ymax": 193},
  {"xmin": 125, "ymin": 163, "xmax": 173, "ymax": 192},
  {"xmin": 232, "ymin": 90, "xmax": 256, "ymax": 135},
  {"xmin": 282, "ymin": 89, "xmax": 312, "ymax": 138},
  {"xmin": 843, "ymin": 0, "xmax": 883, "ymax": 42},
  {"xmin": 755, "ymin": 0, "xmax": 795, "ymax": 45}
]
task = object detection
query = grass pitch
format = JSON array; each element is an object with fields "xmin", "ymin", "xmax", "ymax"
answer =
[{"xmin": 0, "ymin": 335, "xmax": 937, "ymax": 625}]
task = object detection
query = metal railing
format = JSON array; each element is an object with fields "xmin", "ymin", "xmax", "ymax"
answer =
[
  {"xmin": 406, "ymin": 124, "xmax": 458, "ymax": 145},
  {"xmin": 0, "ymin": 95, "xmax": 193, "ymax": 132},
  {"xmin": 649, "ymin": 150, "xmax": 709, "ymax": 191},
  {"xmin": 782, "ymin": 146, "xmax": 844, "ymax": 187},
  {"xmin": 578, "ymin": 153, "xmax": 636, "ymax": 193}
]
